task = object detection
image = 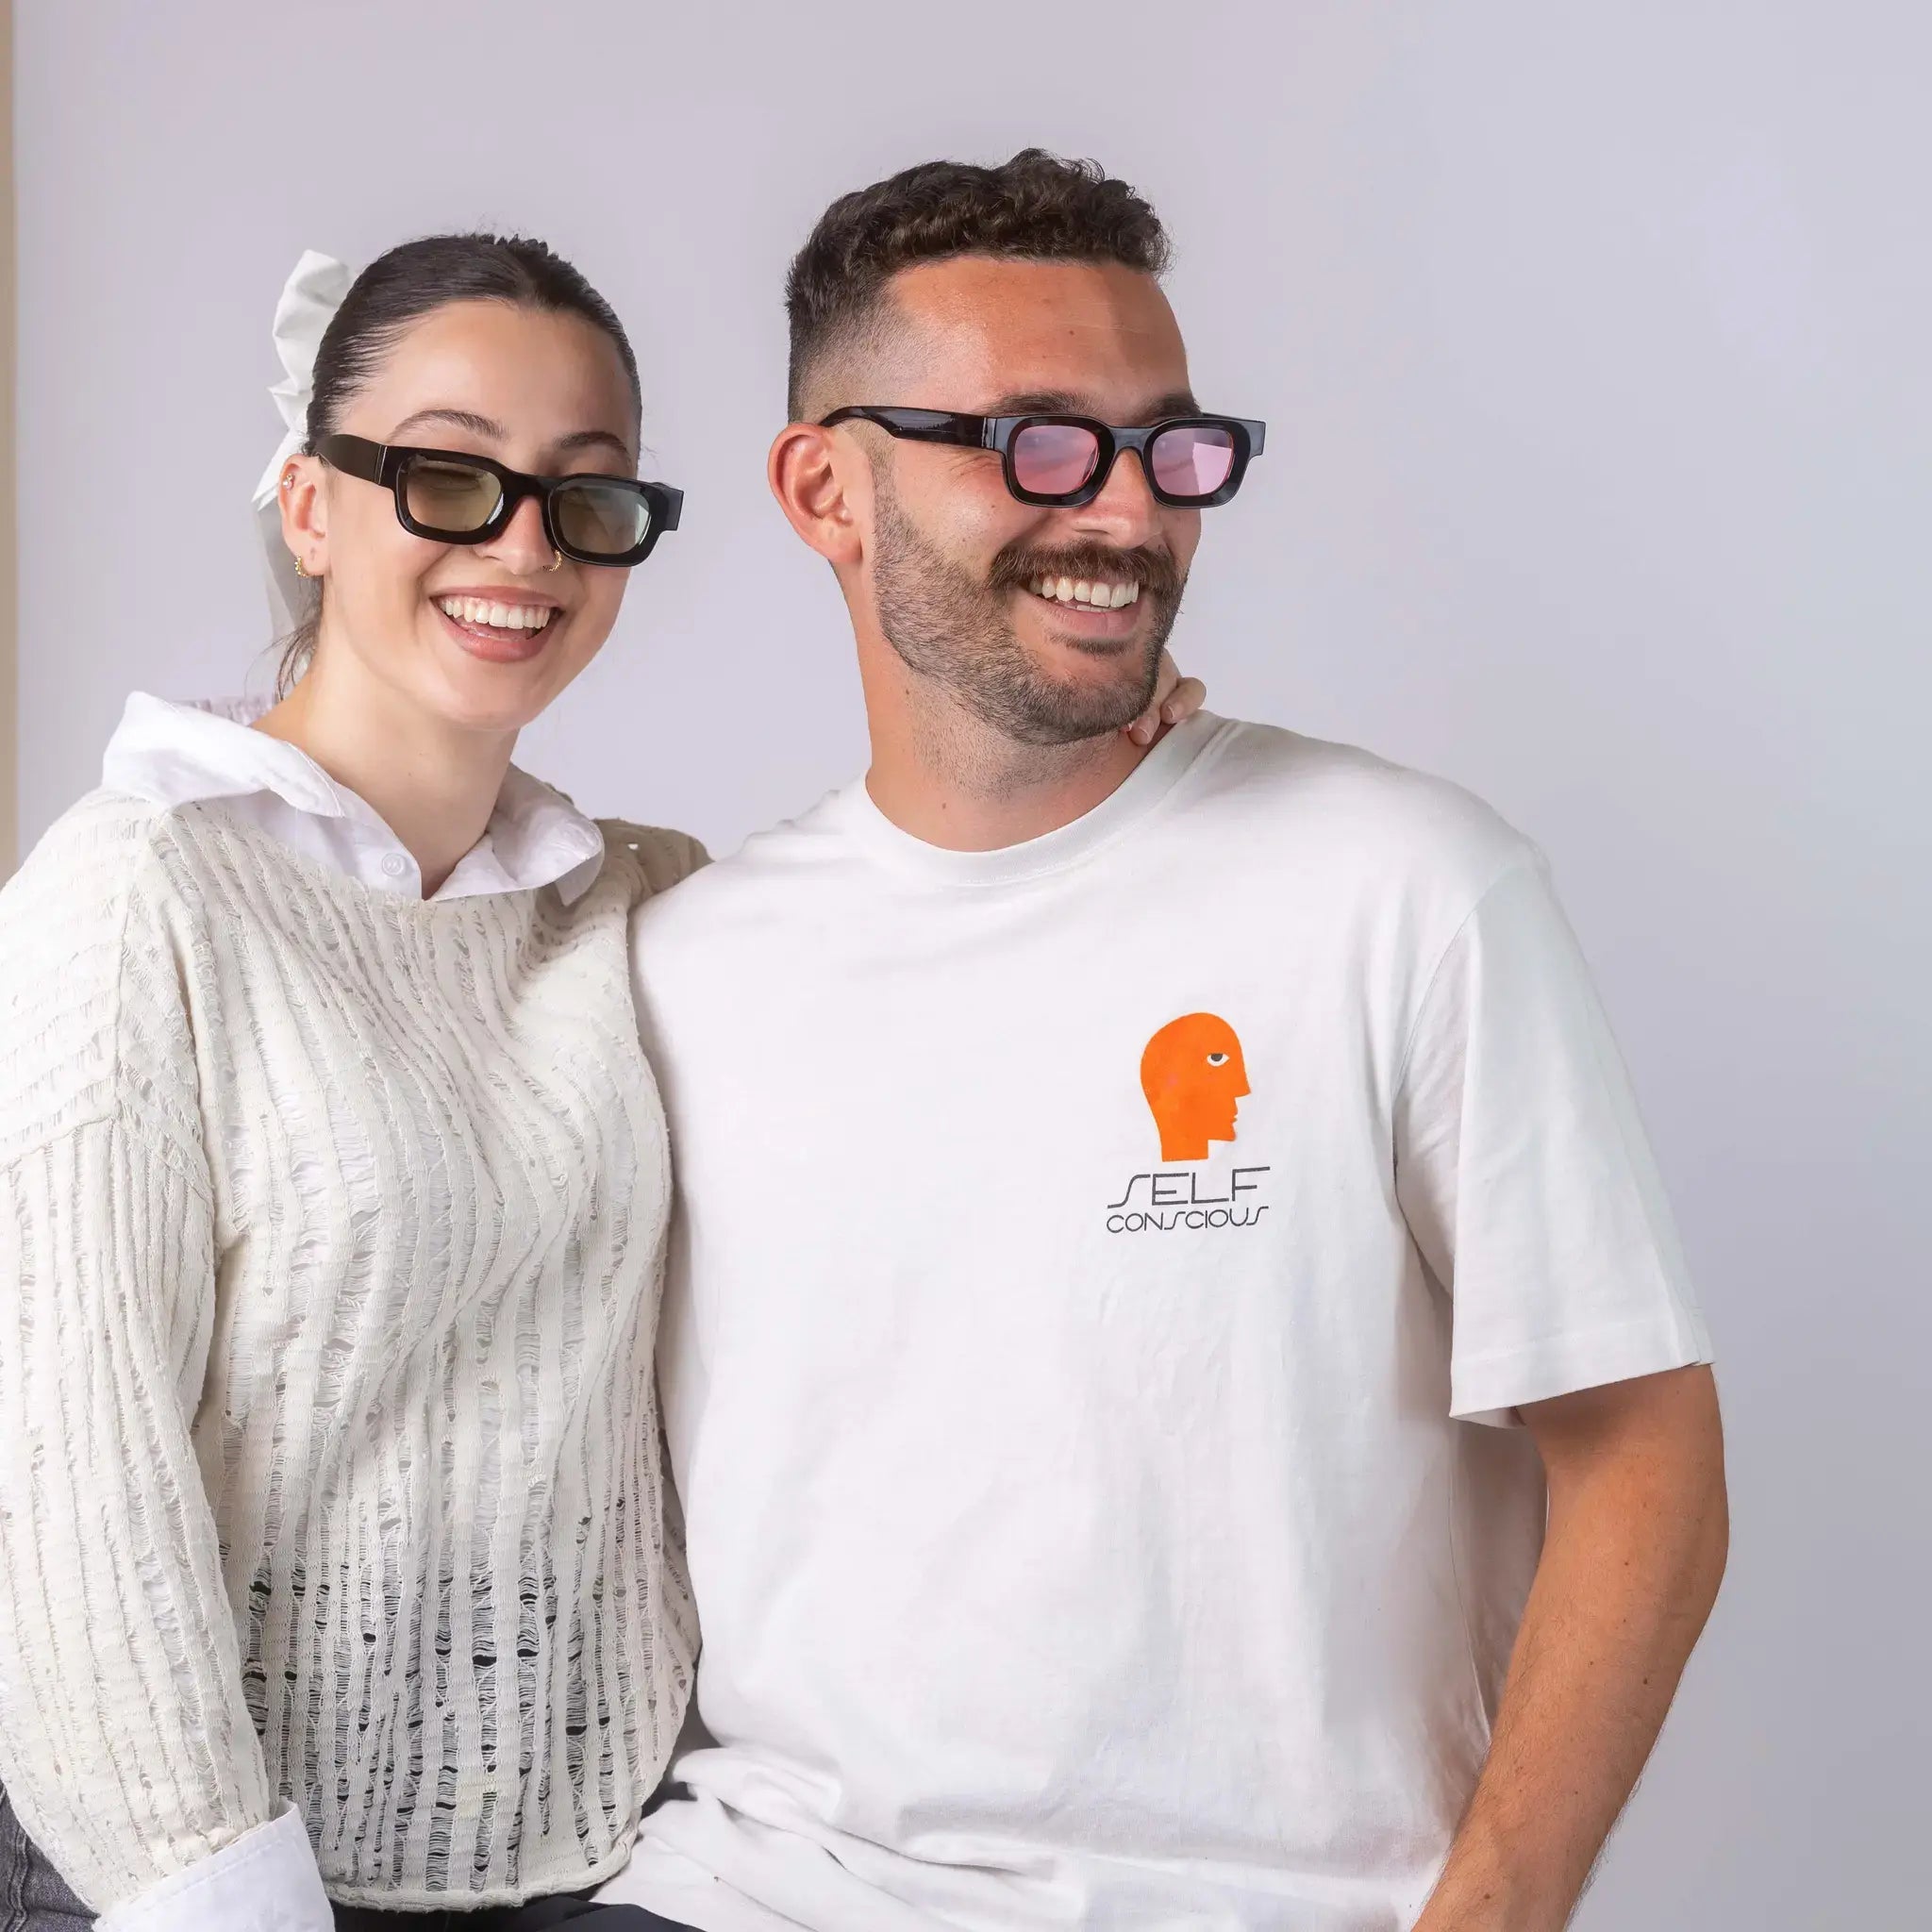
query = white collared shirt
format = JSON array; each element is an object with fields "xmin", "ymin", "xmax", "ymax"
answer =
[{"xmin": 100, "ymin": 692, "xmax": 607, "ymax": 901}]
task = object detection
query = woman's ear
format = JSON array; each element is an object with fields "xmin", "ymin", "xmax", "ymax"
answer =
[
  {"xmin": 768, "ymin": 423, "xmax": 867, "ymax": 569},
  {"xmin": 277, "ymin": 454, "xmax": 329, "ymax": 579}
]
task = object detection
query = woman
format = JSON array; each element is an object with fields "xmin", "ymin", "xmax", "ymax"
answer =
[{"xmin": 0, "ymin": 237, "xmax": 1201, "ymax": 1931}]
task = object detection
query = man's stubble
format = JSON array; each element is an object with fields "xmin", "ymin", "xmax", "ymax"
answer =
[{"xmin": 869, "ymin": 480, "xmax": 1185, "ymax": 751}]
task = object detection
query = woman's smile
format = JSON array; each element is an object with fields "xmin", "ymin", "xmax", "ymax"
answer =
[{"xmin": 433, "ymin": 586, "xmax": 564, "ymax": 662}]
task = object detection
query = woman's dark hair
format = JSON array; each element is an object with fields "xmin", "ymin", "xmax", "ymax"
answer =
[
  {"xmin": 276, "ymin": 232, "xmax": 641, "ymax": 694},
  {"xmin": 784, "ymin": 149, "xmax": 1172, "ymax": 422}
]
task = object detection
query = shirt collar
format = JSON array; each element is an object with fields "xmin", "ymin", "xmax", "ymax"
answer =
[{"xmin": 102, "ymin": 693, "xmax": 607, "ymax": 905}]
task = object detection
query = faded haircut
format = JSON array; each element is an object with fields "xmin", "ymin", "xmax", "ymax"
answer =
[{"xmin": 784, "ymin": 149, "xmax": 1172, "ymax": 421}]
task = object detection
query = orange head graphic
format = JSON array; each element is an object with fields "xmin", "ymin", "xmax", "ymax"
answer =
[{"xmin": 1141, "ymin": 1013, "xmax": 1250, "ymax": 1162}]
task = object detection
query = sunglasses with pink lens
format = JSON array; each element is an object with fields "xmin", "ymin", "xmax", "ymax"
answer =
[{"xmin": 820, "ymin": 407, "xmax": 1266, "ymax": 508}]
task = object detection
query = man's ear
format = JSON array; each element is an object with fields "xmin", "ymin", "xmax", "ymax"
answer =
[{"xmin": 768, "ymin": 422, "xmax": 868, "ymax": 569}]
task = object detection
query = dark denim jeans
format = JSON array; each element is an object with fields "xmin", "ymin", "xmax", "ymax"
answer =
[{"xmin": 0, "ymin": 1782, "xmax": 90, "ymax": 1932}]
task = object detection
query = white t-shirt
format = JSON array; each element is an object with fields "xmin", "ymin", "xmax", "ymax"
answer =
[{"xmin": 608, "ymin": 714, "xmax": 1710, "ymax": 1932}]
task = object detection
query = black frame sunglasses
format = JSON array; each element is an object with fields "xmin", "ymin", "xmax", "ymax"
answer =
[
  {"xmin": 317, "ymin": 433, "xmax": 683, "ymax": 567},
  {"xmin": 819, "ymin": 407, "xmax": 1266, "ymax": 508}
]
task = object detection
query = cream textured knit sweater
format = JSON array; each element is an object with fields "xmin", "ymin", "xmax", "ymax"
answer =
[{"xmin": 0, "ymin": 790, "xmax": 702, "ymax": 1913}]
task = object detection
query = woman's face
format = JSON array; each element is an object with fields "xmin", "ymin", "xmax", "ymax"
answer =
[{"xmin": 293, "ymin": 299, "xmax": 641, "ymax": 737}]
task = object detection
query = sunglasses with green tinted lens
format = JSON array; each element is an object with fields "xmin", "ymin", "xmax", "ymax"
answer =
[{"xmin": 318, "ymin": 433, "xmax": 682, "ymax": 567}]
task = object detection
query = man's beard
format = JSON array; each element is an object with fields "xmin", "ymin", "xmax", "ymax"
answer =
[{"xmin": 871, "ymin": 488, "xmax": 1187, "ymax": 747}]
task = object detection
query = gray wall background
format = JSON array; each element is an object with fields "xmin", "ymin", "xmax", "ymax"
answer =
[{"xmin": 13, "ymin": 3, "xmax": 1928, "ymax": 1924}]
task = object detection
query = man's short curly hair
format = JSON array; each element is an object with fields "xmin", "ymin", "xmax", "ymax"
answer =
[{"xmin": 785, "ymin": 149, "xmax": 1172, "ymax": 420}]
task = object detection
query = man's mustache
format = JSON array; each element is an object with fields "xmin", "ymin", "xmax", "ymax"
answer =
[{"xmin": 987, "ymin": 541, "xmax": 1185, "ymax": 603}]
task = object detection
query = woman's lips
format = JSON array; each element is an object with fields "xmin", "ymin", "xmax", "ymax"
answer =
[{"xmin": 432, "ymin": 592, "xmax": 559, "ymax": 664}]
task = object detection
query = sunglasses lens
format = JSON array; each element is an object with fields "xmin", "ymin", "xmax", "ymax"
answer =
[
  {"xmin": 553, "ymin": 480, "xmax": 651, "ymax": 560},
  {"xmin": 1011, "ymin": 422, "xmax": 1103, "ymax": 499},
  {"xmin": 1150, "ymin": 424, "xmax": 1238, "ymax": 501},
  {"xmin": 401, "ymin": 458, "xmax": 504, "ymax": 535}
]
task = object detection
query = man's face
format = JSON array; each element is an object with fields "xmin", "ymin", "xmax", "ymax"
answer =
[{"xmin": 855, "ymin": 258, "xmax": 1204, "ymax": 746}]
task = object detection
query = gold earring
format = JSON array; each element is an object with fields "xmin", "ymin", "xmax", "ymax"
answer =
[{"xmin": 293, "ymin": 557, "xmax": 309, "ymax": 578}]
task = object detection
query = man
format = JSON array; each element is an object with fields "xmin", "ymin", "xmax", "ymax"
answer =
[{"xmin": 606, "ymin": 151, "xmax": 1726, "ymax": 1931}]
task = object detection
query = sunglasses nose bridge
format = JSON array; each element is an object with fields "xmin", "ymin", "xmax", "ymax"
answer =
[
  {"xmin": 1069, "ymin": 436, "xmax": 1163, "ymax": 526},
  {"xmin": 478, "ymin": 485, "xmax": 556, "ymax": 568}
]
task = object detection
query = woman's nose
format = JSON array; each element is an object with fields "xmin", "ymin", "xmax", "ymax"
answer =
[{"xmin": 482, "ymin": 494, "xmax": 557, "ymax": 575}]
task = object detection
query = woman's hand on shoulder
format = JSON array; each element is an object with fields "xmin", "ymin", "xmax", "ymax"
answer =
[{"xmin": 1124, "ymin": 650, "xmax": 1207, "ymax": 748}]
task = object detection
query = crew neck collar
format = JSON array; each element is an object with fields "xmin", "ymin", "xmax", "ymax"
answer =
[{"xmin": 830, "ymin": 711, "xmax": 1235, "ymax": 888}]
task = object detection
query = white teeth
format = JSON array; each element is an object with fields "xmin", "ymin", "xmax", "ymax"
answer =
[
  {"xmin": 437, "ymin": 596, "xmax": 552, "ymax": 631},
  {"xmin": 1024, "ymin": 575, "xmax": 1141, "ymax": 609}
]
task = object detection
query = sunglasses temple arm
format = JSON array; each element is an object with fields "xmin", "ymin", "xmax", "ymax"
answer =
[
  {"xmin": 891, "ymin": 418, "xmax": 989, "ymax": 450},
  {"xmin": 862, "ymin": 410, "xmax": 991, "ymax": 451}
]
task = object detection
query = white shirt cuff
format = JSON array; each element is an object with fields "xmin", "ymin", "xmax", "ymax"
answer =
[{"xmin": 95, "ymin": 1807, "xmax": 332, "ymax": 1932}]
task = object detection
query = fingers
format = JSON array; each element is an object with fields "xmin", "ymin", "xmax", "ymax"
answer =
[
  {"xmin": 1161, "ymin": 676, "xmax": 1207, "ymax": 726},
  {"xmin": 1124, "ymin": 657, "xmax": 1208, "ymax": 747}
]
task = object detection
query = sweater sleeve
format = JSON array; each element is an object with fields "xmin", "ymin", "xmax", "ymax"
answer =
[
  {"xmin": 598, "ymin": 821, "xmax": 711, "ymax": 902},
  {"xmin": 0, "ymin": 798, "xmax": 325, "ymax": 1923}
]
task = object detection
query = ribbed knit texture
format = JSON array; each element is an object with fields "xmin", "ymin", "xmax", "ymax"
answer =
[{"xmin": 0, "ymin": 793, "xmax": 703, "ymax": 1913}]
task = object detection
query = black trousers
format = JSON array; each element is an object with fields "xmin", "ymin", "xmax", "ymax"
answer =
[{"xmin": 334, "ymin": 1902, "xmax": 696, "ymax": 1930}]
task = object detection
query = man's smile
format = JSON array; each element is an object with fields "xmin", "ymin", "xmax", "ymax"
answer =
[{"xmin": 1024, "ymin": 574, "xmax": 1142, "ymax": 612}]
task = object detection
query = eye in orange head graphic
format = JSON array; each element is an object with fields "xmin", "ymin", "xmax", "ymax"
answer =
[{"xmin": 1140, "ymin": 1013, "xmax": 1251, "ymax": 1162}]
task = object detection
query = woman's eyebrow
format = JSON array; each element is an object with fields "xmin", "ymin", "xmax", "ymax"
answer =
[
  {"xmin": 552, "ymin": 428, "xmax": 635, "ymax": 462},
  {"xmin": 382, "ymin": 411, "xmax": 631, "ymax": 464},
  {"xmin": 388, "ymin": 407, "xmax": 504, "ymax": 441}
]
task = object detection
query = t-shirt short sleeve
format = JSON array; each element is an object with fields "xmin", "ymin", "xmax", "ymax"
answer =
[{"xmin": 1393, "ymin": 853, "xmax": 1711, "ymax": 1424}]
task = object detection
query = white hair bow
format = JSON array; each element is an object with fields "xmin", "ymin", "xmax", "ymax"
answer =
[{"xmin": 252, "ymin": 250, "xmax": 354, "ymax": 637}]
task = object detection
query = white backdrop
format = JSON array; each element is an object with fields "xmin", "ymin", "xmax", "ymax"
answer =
[{"xmin": 14, "ymin": 4, "xmax": 1929, "ymax": 1924}]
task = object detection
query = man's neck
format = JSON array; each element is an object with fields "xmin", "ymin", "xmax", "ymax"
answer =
[{"xmin": 858, "ymin": 643, "xmax": 1156, "ymax": 853}]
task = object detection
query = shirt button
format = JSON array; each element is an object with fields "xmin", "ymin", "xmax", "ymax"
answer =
[{"xmin": 381, "ymin": 852, "xmax": 409, "ymax": 879}]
